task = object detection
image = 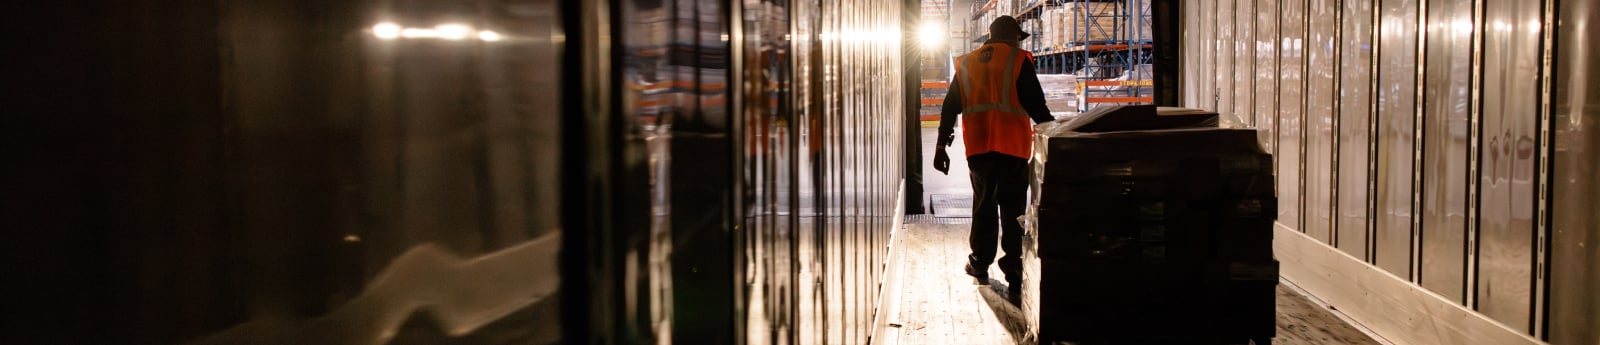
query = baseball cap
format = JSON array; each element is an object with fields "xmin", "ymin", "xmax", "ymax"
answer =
[{"xmin": 989, "ymin": 15, "xmax": 1031, "ymax": 41}]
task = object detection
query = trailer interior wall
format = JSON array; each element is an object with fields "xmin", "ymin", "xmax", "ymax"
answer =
[{"xmin": 1182, "ymin": 0, "xmax": 1599, "ymax": 343}]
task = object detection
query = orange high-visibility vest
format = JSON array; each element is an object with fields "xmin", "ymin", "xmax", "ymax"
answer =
[{"xmin": 955, "ymin": 43, "xmax": 1035, "ymax": 159}]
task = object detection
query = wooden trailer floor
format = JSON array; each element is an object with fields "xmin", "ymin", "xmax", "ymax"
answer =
[{"xmin": 876, "ymin": 223, "xmax": 1387, "ymax": 345}]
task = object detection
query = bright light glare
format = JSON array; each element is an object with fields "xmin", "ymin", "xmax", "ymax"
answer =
[
  {"xmin": 437, "ymin": 24, "xmax": 473, "ymax": 40},
  {"xmin": 1453, "ymin": 20, "xmax": 1474, "ymax": 35},
  {"xmin": 879, "ymin": 29, "xmax": 900, "ymax": 43},
  {"xmin": 401, "ymin": 28, "xmax": 438, "ymax": 38},
  {"xmin": 918, "ymin": 22, "xmax": 944, "ymax": 49},
  {"xmin": 373, "ymin": 23, "xmax": 401, "ymax": 39},
  {"xmin": 378, "ymin": 22, "xmax": 504, "ymax": 42},
  {"xmin": 478, "ymin": 30, "xmax": 503, "ymax": 42}
]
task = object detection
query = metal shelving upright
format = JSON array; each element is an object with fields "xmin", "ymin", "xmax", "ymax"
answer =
[{"xmin": 1069, "ymin": 0, "xmax": 1153, "ymax": 110}]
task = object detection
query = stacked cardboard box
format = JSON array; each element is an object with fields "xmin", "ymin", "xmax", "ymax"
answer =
[
  {"xmin": 1020, "ymin": 105, "xmax": 1277, "ymax": 344},
  {"xmin": 1061, "ymin": 2, "xmax": 1124, "ymax": 44},
  {"xmin": 1049, "ymin": 8, "xmax": 1062, "ymax": 49},
  {"xmin": 1031, "ymin": 13, "xmax": 1055, "ymax": 51},
  {"xmin": 1038, "ymin": 74, "xmax": 1077, "ymax": 113}
]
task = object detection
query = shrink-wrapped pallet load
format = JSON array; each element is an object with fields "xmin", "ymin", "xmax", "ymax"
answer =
[{"xmin": 1019, "ymin": 105, "xmax": 1278, "ymax": 344}]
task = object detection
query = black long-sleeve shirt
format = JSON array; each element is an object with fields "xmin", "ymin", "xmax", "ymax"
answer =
[{"xmin": 937, "ymin": 43, "xmax": 1055, "ymax": 147}]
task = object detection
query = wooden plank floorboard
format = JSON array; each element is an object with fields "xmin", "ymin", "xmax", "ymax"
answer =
[
  {"xmin": 1272, "ymin": 282, "xmax": 1385, "ymax": 345},
  {"xmin": 886, "ymin": 223, "xmax": 1384, "ymax": 345}
]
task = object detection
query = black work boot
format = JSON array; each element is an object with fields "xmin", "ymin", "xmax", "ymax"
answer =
[
  {"xmin": 1005, "ymin": 283, "xmax": 1022, "ymax": 306},
  {"xmin": 964, "ymin": 262, "xmax": 990, "ymax": 285}
]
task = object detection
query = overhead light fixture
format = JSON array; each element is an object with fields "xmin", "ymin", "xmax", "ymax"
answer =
[
  {"xmin": 436, "ymin": 24, "xmax": 472, "ymax": 40},
  {"xmin": 372, "ymin": 22, "xmax": 505, "ymax": 42},
  {"xmin": 918, "ymin": 22, "xmax": 945, "ymax": 50},
  {"xmin": 477, "ymin": 30, "xmax": 503, "ymax": 42},
  {"xmin": 373, "ymin": 23, "xmax": 401, "ymax": 40}
]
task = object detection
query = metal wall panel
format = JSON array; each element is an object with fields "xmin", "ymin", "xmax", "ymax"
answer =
[
  {"xmin": 1375, "ymin": 0, "xmax": 1421, "ymax": 277},
  {"xmin": 1200, "ymin": 0, "xmax": 1218, "ymax": 111},
  {"xmin": 791, "ymin": 2, "xmax": 823, "ymax": 341},
  {"xmin": 1279, "ymin": 0, "xmax": 1307, "ymax": 229},
  {"xmin": 738, "ymin": 0, "xmax": 800, "ymax": 342},
  {"xmin": 1549, "ymin": 0, "xmax": 1600, "ymax": 342},
  {"xmin": 1475, "ymin": 0, "xmax": 1541, "ymax": 332},
  {"xmin": 1218, "ymin": 0, "xmax": 1237, "ymax": 122},
  {"xmin": 1420, "ymin": 0, "xmax": 1473, "ymax": 303},
  {"xmin": 1337, "ymin": 0, "xmax": 1375, "ymax": 258},
  {"xmin": 800, "ymin": 1, "xmax": 904, "ymax": 342},
  {"xmin": 1305, "ymin": 0, "xmax": 1338, "ymax": 242},
  {"xmin": 1256, "ymin": 0, "xmax": 1279, "ymax": 156},
  {"xmin": 1236, "ymin": 0, "xmax": 1256, "ymax": 126},
  {"xmin": 611, "ymin": 0, "xmax": 905, "ymax": 342},
  {"xmin": 11, "ymin": 2, "xmax": 577, "ymax": 342},
  {"xmin": 649, "ymin": 0, "xmax": 745, "ymax": 341},
  {"xmin": 73, "ymin": 1, "xmax": 574, "ymax": 343},
  {"xmin": 1184, "ymin": 0, "xmax": 1202, "ymax": 107}
]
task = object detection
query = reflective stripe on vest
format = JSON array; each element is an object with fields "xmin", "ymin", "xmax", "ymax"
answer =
[
  {"xmin": 956, "ymin": 43, "xmax": 1034, "ymax": 159},
  {"xmin": 959, "ymin": 45, "xmax": 1028, "ymax": 116}
]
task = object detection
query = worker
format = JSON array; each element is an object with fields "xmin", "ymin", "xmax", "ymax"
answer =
[{"xmin": 933, "ymin": 15, "xmax": 1056, "ymax": 304}]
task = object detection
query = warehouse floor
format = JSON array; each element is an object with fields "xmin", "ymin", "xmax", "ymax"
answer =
[{"xmin": 885, "ymin": 224, "xmax": 1389, "ymax": 345}]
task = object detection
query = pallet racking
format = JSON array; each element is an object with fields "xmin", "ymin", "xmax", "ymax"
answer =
[{"xmin": 970, "ymin": 0, "xmax": 1153, "ymax": 111}]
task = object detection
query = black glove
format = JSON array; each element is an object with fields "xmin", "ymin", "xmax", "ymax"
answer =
[
  {"xmin": 933, "ymin": 146, "xmax": 951, "ymax": 175},
  {"xmin": 936, "ymin": 131, "xmax": 955, "ymax": 147}
]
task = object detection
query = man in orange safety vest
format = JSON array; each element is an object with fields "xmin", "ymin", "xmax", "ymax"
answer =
[{"xmin": 933, "ymin": 15, "xmax": 1057, "ymax": 304}]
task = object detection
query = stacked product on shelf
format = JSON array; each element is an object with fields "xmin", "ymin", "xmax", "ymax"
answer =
[
  {"xmin": 1019, "ymin": 105, "xmax": 1278, "ymax": 344},
  {"xmin": 1038, "ymin": 74, "xmax": 1078, "ymax": 113},
  {"xmin": 921, "ymin": 84, "xmax": 949, "ymax": 101},
  {"xmin": 1134, "ymin": 3, "xmax": 1153, "ymax": 41},
  {"xmin": 1060, "ymin": 1, "xmax": 1123, "ymax": 44},
  {"xmin": 1029, "ymin": 8, "xmax": 1055, "ymax": 51},
  {"xmin": 920, "ymin": 82, "xmax": 949, "ymax": 121},
  {"xmin": 971, "ymin": 0, "xmax": 1014, "ymax": 42},
  {"xmin": 1044, "ymin": 6, "xmax": 1065, "ymax": 49}
]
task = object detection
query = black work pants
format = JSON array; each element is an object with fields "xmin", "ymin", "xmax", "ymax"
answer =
[{"xmin": 966, "ymin": 152, "xmax": 1028, "ymax": 285}]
